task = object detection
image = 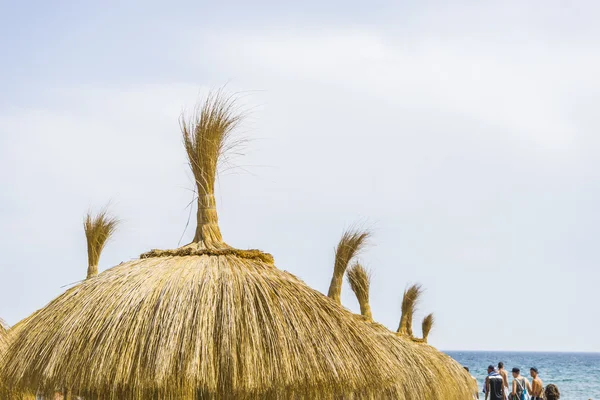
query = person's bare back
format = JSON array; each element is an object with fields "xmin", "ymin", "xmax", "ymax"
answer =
[{"xmin": 530, "ymin": 367, "xmax": 544, "ymax": 399}]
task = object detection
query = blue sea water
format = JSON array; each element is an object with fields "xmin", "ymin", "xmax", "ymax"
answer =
[{"xmin": 446, "ymin": 351, "xmax": 600, "ymax": 399}]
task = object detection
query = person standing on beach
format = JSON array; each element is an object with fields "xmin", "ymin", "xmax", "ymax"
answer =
[
  {"xmin": 485, "ymin": 365, "xmax": 505, "ymax": 400},
  {"xmin": 530, "ymin": 367, "xmax": 544, "ymax": 399},
  {"xmin": 498, "ymin": 362, "xmax": 509, "ymax": 398},
  {"xmin": 509, "ymin": 367, "xmax": 531, "ymax": 400}
]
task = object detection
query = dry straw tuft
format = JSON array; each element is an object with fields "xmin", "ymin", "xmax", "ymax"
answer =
[
  {"xmin": 328, "ymin": 228, "xmax": 370, "ymax": 304},
  {"xmin": 421, "ymin": 313, "xmax": 435, "ymax": 343},
  {"xmin": 397, "ymin": 283, "xmax": 423, "ymax": 337},
  {"xmin": 84, "ymin": 209, "xmax": 119, "ymax": 279},
  {"xmin": 1, "ymin": 92, "xmax": 407, "ymax": 399},
  {"xmin": 346, "ymin": 263, "xmax": 373, "ymax": 322},
  {"xmin": 180, "ymin": 90, "xmax": 243, "ymax": 249}
]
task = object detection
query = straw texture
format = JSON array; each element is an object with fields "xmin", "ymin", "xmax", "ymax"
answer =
[
  {"xmin": 3, "ymin": 256, "xmax": 404, "ymax": 398},
  {"xmin": 421, "ymin": 313, "xmax": 434, "ymax": 343},
  {"xmin": 0, "ymin": 319, "xmax": 7, "ymax": 396},
  {"xmin": 84, "ymin": 210, "xmax": 119, "ymax": 279},
  {"xmin": 1, "ymin": 320, "xmax": 36, "ymax": 399},
  {"xmin": 336, "ymin": 230, "xmax": 475, "ymax": 398},
  {"xmin": 180, "ymin": 90, "xmax": 242, "ymax": 249},
  {"xmin": 1, "ymin": 93, "xmax": 406, "ymax": 399},
  {"xmin": 367, "ymin": 322, "xmax": 478, "ymax": 399},
  {"xmin": 0, "ymin": 319, "xmax": 7, "ymax": 352},
  {"xmin": 345, "ymin": 286, "xmax": 476, "ymax": 399},
  {"xmin": 328, "ymin": 228, "xmax": 370, "ymax": 304},
  {"xmin": 397, "ymin": 284, "xmax": 423, "ymax": 337},
  {"xmin": 347, "ymin": 263, "xmax": 373, "ymax": 322}
]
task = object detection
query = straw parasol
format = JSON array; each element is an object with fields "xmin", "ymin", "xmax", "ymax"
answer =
[
  {"xmin": 335, "ymin": 228, "xmax": 477, "ymax": 399},
  {"xmin": 2, "ymin": 92, "xmax": 404, "ymax": 399}
]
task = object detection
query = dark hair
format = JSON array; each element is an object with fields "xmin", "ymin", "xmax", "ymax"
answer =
[
  {"xmin": 544, "ymin": 384, "xmax": 560, "ymax": 400},
  {"xmin": 498, "ymin": 362, "xmax": 504, "ymax": 368},
  {"xmin": 464, "ymin": 367, "xmax": 470, "ymax": 372},
  {"xmin": 530, "ymin": 367, "xmax": 538, "ymax": 373},
  {"xmin": 511, "ymin": 367, "xmax": 520, "ymax": 373},
  {"xmin": 488, "ymin": 365, "xmax": 495, "ymax": 371}
]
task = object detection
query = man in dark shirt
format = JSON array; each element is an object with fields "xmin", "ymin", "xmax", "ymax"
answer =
[{"xmin": 485, "ymin": 365, "xmax": 506, "ymax": 400}]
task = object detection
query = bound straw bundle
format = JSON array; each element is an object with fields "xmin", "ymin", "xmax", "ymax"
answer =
[
  {"xmin": 347, "ymin": 263, "xmax": 373, "ymax": 322},
  {"xmin": 397, "ymin": 284, "xmax": 423, "ymax": 337},
  {"xmin": 84, "ymin": 210, "xmax": 119, "ymax": 279},
  {"xmin": 332, "ymin": 228, "xmax": 476, "ymax": 399},
  {"xmin": 421, "ymin": 313, "xmax": 435, "ymax": 343},
  {"xmin": 2, "ymin": 92, "xmax": 404, "ymax": 399},
  {"xmin": 328, "ymin": 228, "xmax": 370, "ymax": 304}
]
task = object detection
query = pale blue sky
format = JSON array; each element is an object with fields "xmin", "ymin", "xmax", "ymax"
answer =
[{"xmin": 1, "ymin": 0, "xmax": 599, "ymax": 352}]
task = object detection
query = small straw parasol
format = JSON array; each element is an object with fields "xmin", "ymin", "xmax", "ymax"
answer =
[
  {"xmin": 2, "ymin": 92, "xmax": 404, "ymax": 399},
  {"xmin": 331, "ymin": 228, "xmax": 477, "ymax": 399}
]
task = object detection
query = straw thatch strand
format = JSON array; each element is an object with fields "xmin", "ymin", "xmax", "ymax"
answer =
[
  {"xmin": 421, "ymin": 313, "xmax": 434, "ymax": 343},
  {"xmin": 328, "ymin": 228, "xmax": 370, "ymax": 304},
  {"xmin": 397, "ymin": 283, "xmax": 423, "ymax": 337},
  {"xmin": 84, "ymin": 209, "xmax": 119, "ymax": 279},
  {"xmin": 346, "ymin": 263, "xmax": 373, "ymax": 322}
]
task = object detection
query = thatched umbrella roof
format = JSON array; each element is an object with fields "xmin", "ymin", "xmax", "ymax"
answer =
[
  {"xmin": 334, "ymin": 229, "xmax": 477, "ymax": 399},
  {"xmin": 2, "ymin": 93, "xmax": 403, "ymax": 399}
]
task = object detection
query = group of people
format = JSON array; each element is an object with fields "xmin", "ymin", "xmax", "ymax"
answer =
[{"xmin": 464, "ymin": 362, "xmax": 561, "ymax": 400}]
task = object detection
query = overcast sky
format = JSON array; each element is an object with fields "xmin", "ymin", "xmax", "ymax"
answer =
[{"xmin": 1, "ymin": 0, "xmax": 599, "ymax": 352}]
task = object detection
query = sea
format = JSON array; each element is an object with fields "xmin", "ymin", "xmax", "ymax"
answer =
[{"xmin": 446, "ymin": 351, "xmax": 600, "ymax": 399}]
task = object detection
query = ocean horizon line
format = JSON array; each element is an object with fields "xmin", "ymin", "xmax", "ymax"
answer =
[{"xmin": 444, "ymin": 349, "xmax": 600, "ymax": 354}]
